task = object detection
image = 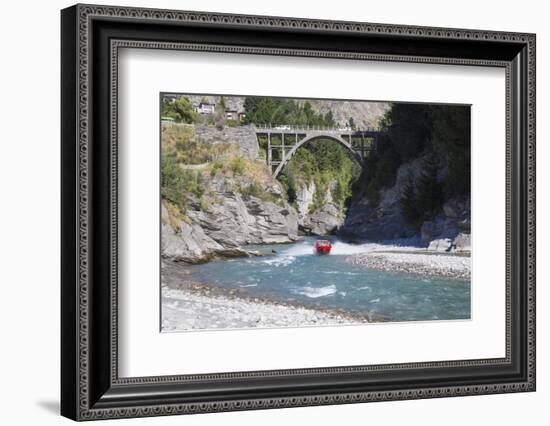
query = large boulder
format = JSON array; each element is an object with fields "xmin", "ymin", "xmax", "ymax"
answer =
[
  {"xmin": 161, "ymin": 219, "xmax": 223, "ymax": 264},
  {"xmin": 426, "ymin": 233, "xmax": 470, "ymax": 253},
  {"xmin": 427, "ymin": 238, "xmax": 453, "ymax": 252},
  {"xmin": 307, "ymin": 205, "xmax": 343, "ymax": 236},
  {"xmin": 453, "ymin": 233, "xmax": 471, "ymax": 253}
]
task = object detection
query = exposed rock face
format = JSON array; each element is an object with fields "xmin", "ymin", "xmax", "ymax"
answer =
[
  {"xmin": 339, "ymin": 158, "xmax": 424, "ymax": 241},
  {"xmin": 427, "ymin": 238, "xmax": 453, "ymax": 252},
  {"xmin": 294, "ymin": 179, "xmax": 347, "ymax": 236},
  {"xmin": 161, "ymin": 205, "xmax": 223, "ymax": 263},
  {"xmin": 339, "ymin": 157, "xmax": 470, "ymax": 250},
  {"xmin": 307, "ymin": 204, "xmax": 344, "ymax": 235},
  {"xmin": 194, "ymin": 192, "xmax": 299, "ymax": 245},
  {"xmin": 161, "ymin": 119, "xmax": 306, "ymax": 263},
  {"xmin": 193, "ymin": 124, "xmax": 259, "ymax": 159},
  {"xmin": 162, "ymin": 190, "xmax": 299, "ymax": 263},
  {"xmin": 304, "ymin": 99, "xmax": 390, "ymax": 129},
  {"xmin": 419, "ymin": 195, "xmax": 470, "ymax": 249},
  {"xmin": 340, "ymin": 201, "xmax": 417, "ymax": 241},
  {"xmin": 295, "ymin": 181, "xmax": 316, "ymax": 217},
  {"xmin": 453, "ymin": 233, "xmax": 471, "ymax": 252}
]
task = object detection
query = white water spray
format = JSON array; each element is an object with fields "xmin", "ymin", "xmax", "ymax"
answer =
[{"xmin": 280, "ymin": 239, "xmax": 383, "ymax": 257}]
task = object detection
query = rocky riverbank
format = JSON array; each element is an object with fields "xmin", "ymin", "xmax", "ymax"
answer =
[
  {"xmin": 347, "ymin": 250, "xmax": 471, "ymax": 280},
  {"xmin": 162, "ymin": 287, "xmax": 369, "ymax": 331},
  {"xmin": 161, "ymin": 259, "xmax": 371, "ymax": 331},
  {"xmin": 162, "ymin": 191, "xmax": 300, "ymax": 264}
]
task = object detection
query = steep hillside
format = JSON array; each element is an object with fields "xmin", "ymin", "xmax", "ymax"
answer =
[
  {"xmin": 339, "ymin": 103, "xmax": 471, "ymax": 250},
  {"xmin": 163, "ymin": 94, "xmax": 389, "ymax": 129},
  {"xmin": 161, "ymin": 123, "xmax": 299, "ymax": 263},
  {"xmin": 303, "ymin": 99, "xmax": 390, "ymax": 129},
  {"xmin": 278, "ymin": 139, "xmax": 361, "ymax": 235}
]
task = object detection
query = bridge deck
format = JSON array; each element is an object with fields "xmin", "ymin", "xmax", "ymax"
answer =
[{"xmin": 255, "ymin": 125, "xmax": 384, "ymax": 135}]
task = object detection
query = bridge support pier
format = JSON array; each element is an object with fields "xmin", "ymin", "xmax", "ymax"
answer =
[
  {"xmin": 267, "ymin": 132, "xmax": 272, "ymax": 170},
  {"xmin": 281, "ymin": 133, "xmax": 285, "ymax": 163}
]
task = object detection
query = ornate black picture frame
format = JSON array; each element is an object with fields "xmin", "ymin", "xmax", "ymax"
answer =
[{"xmin": 61, "ymin": 4, "xmax": 536, "ymax": 421}]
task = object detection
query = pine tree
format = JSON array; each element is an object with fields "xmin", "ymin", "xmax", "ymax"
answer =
[
  {"xmin": 400, "ymin": 172, "xmax": 420, "ymax": 225},
  {"xmin": 431, "ymin": 105, "xmax": 471, "ymax": 197},
  {"xmin": 162, "ymin": 97, "xmax": 196, "ymax": 123},
  {"xmin": 416, "ymin": 152, "xmax": 443, "ymax": 218}
]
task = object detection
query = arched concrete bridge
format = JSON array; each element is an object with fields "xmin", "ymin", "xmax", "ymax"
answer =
[{"xmin": 255, "ymin": 125, "xmax": 386, "ymax": 177}]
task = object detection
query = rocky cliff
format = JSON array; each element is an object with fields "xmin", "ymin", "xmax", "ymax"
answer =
[
  {"xmin": 294, "ymin": 179, "xmax": 346, "ymax": 235},
  {"xmin": 161, "ymin": 173, "xmax": 300, "ymax": 263},
  {"xmin": 305, "ymin": 99, "xmax": 390, "ymax": 129},
  {"xmin": 161, "ymin": 122, "xmax": 301, "ymax": 263},
  {"xmin": 193, "ymin": 124, "xmax": 259, "ymax": 159},
  {"xmin": 339, "ymin": 156, "xmax": 471, "ymax": 251}
]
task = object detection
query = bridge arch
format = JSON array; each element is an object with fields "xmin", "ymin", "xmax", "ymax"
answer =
[{"xmin": 272, "ymin": 134, "xmax": 362, "ymax": 178}]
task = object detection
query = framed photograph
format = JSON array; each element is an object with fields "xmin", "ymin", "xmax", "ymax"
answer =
[{"xmin": 61, "ymin": 4, "xmax": 536, "ymax": 421}]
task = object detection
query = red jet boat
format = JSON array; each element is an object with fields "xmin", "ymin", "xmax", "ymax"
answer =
[{"xmin": 314, "ymin": 240, "xmax": 332, "ymax": 255}]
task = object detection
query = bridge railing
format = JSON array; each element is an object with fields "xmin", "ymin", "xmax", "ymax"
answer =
[{"xmin": 255, "ymin": 123, "xmax": 385, "ymax": 133}]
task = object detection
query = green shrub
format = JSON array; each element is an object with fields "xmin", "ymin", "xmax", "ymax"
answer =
[
  {"xmin": 280, "ymin": 138, "xmax": 361, "ymax": 211},
  {"xmin": 239, "ymin": 182, "xmax": 281, "ymax": 205},
  {"xmin": 366, "ymin": 181, "xmax": 380, "ymax": 207},
  {"xmin": 163, "ymin": 124, "xmax": 233, "ymax": 165},
  {"xmin": 229, "ymin": 157, "xmax": 245, "ymax": 175},
  {"xmin": 209, "ymin": 159, "xmax": 225, "ymax": 176},
  {"xmin": 199, "ymin": 193, "xmax": 220, "ymax": 212},
  {"xmin": 161, "ymin": 97, "xmax": 198, "ymax": 124},
  {"xmin": 278, "ymin": 171, "xmax": 297, "ymax": 205},
  {"xmin": 161, "ymin": 155, "xmax": 203, "ymax": 210},
  {"xmin": 243, "ymin": 97, "xmax": 336, "ymax": 127},
  {"xmin": 352, "ymin": 102, "xmax": 470, "ymax": 220},
  {"xmin": 399, "ymin": 173, "xmax": 421, "ymax": 225},
  {"xmin": 240, "ymin": 182, "xmax": 262, "ymax": 198},
  {"xmin": 416, "ymin": 152, "xmax": 443, "ymax": 218},
  {"xmin": 371, "ymin": 146, "xmax": 401, "ymax": 189},
  {"xmin": 226, "ymin": 119, "xmax": 240, "ymax": 128}
]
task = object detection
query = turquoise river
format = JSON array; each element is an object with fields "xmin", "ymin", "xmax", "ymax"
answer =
[{"xmin": 187, "ymin": 237, "xmax": 471, "ymax": 322}]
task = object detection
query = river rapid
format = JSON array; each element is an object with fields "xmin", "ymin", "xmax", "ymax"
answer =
[{"xmin": 186, "ymin": 237, "xmax": 471, "ymax": 322}]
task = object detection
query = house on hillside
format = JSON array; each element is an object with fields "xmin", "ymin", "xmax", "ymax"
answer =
[
  {"xmin": 225, "ymin": 110, "xmax": 239, "ymax": 120},
  {"xmin": 195, "ymin": 102, "xmax": 216, "ymax": 114}
]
